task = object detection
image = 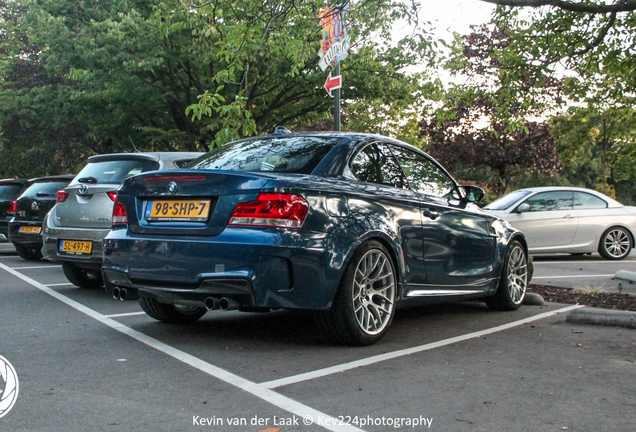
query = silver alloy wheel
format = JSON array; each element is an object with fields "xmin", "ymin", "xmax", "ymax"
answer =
[
  {"xmin": 352, "ymin": 249, "xmax": 396, "ymax": 335},
  {"xmin": 603, "ymin": 228, "xmax": 631, "ymax": 259},
  {"xmin": 507, "ymin": 245, "xmax": 527, "ymax": 305}
]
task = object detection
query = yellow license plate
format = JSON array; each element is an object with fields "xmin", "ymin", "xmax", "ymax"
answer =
[
  {"xmin": 145, "ymin": 200, "xmax": 211, "ymax": 222},
  {"xmin": 19, "ymin": 226, "xmax": 42, "ymax": 234},
  {"xmin": 59, "ymin": 240, "xmax": 93, "ymax": 255}
]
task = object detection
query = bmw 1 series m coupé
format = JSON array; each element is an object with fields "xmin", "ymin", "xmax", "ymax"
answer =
[{"xmin": 102, "ymin": 131, "xmax": 528, "ymax": 345}]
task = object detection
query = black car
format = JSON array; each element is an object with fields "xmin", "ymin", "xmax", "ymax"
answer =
[
  {"xmin": 8, "ymin": 175, "xmax": 75, "ymax": 260},
  {"xmin": 0, "ymin": 178, "xmax": 31, "ymax": 242}
]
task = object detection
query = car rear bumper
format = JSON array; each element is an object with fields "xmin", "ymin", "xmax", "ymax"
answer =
[
  {"xmin": 102, "ymin": 227, "xmax": 353, "ymax": 310},
  {"xmin": 42, "ymin": 222, "xmax": 109, "ymax": 269},
  {"xmin": 0, "ymin": 217, "xmax": 10, "ymax": 241},
  {"xmin": 8, "ymin": 220, "xmax": 43, "ymax": 247}
]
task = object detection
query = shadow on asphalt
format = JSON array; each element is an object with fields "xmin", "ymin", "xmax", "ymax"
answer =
[{"xmin": 128, "ymin": 301, "xmax": 506, "ymax": 348}]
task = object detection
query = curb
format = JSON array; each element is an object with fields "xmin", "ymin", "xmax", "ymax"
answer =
[
  {"xmin": 614, "ymin": 270, "xmax": 636, "ymax": 283},
  {"xmin": 523, "ymin": 293, "xmax": 545, "ymax": 306},
  {"xmin": 566, "ymin": 307, "xmax": 636, "ymax": 329}
]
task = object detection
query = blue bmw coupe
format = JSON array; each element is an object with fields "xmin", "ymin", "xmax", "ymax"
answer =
[{"xmin": 103, "ymin": 131, "xmax": 528, "ymax": 345}]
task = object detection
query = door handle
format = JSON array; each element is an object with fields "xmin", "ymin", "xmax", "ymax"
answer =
[
  {"xmin": 424, "ymin": 210, "xmax": 440, "ymax": 220},
  {"xmin": 563, "ymin": 214, "xmax": 575, "ymax": 219}
]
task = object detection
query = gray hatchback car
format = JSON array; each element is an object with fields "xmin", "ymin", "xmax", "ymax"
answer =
[{"xmin": 42, "ymin": 152, "xmax": 202, "ymax": 288}]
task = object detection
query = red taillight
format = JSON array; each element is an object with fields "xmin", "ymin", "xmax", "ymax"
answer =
[
  {"xmin": 106, "ymin": 192, "xmax": 117, "ymax": 202},
  {"xmin": 112, "ymin": 196, "xmax": 128, "ymax": 225},
  {"xmin": 6, "ymin": 200, "xmax": 16, "ymax": 215},
  {"xmin": 56, "ymin": 191, "xmax": 69, "ymax": 203},
  {"xmin": 229, "ymin": 193, "xmax": 308, "ymax": 229}
]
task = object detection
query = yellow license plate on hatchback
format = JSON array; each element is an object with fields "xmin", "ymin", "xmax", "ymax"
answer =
[
  {"xmin": 145, "ymin": 200, "xmax": 211, "ymax": 222},
  {"xmin": 59, "ymin": 240, "xmax": 93, "ymax": 255},
  {"xmin": 19, "ymin": 226, "xmax": 42, "ymax": 234}
]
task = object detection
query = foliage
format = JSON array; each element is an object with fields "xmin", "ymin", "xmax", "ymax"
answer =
[
  {"xmin": 550, "ymin": 78, "xmax": 636, "ymax": 198},
  {"xmin": 484, "ymin": 1, "xmax": 636, "ymax": 202},
  {"xmin": 440, "ymin": 24, "xmax": 565, "ymax": 132},
  {"xmin": 420, "ymin": 24, "xmax": 563, "ymax": 196},
  {"xmin": 491, "ymin": 1, "xmax": 636, "ymax": 102},
  {"xmin": 0, "ymin": 0, "xmax": 434, "ymax": 178},
  {"xmin": 422, "ymin": 104, "xmax": 560, "ymax": 197}
]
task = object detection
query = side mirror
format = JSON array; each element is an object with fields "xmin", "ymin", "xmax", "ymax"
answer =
[
  {"xmin": 516, "ymin": 203, "xmax": 530, "ymax": 213},
  {"xmin": 460, "ymin": 185, "xmax": 485, "ymax": 203}
]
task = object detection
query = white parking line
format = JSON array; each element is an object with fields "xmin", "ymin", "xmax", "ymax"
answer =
[
  {"xmin": 533, "ymin": 274, "xmax": 614, "ymax": 279},
  {"xmin": 534, "ymin": 261, "xmax": 636, "ymax": 264},
  {"xmin": 105, "ymin": 311, "xmax": 147, "ymax": 318},
  {"xmin": 0, "ymin": 262, "xmax": 362, "ymax": 432},
  {"xmin": 12, "ymin": 265, "xmax": 62, "ymax": 270},
  {"xmin": 259, "ymin": 304, "xmax": 584, "ymax": 389},
  {"xmin": 46, "ymin": 282, "xmax": 76, "ymax": 287},
  {"xmin": 1, "ymin": 261, "xmax": 585, "ymax": 430}
]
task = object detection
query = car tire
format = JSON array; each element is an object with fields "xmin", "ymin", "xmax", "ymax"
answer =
[
  {"xmin": 14, "ymin": 243, "xmax": 42, "ymax": 261},
  {"xmin": 139, "ymin": 298, "xmax": 207, "ymax": 324},
  {"xmin": 485, "ymin": 240, "xmax": 527, "ymax": 311},
  {"xmin": 62, "ymin": 263, "xmax": 104, "ymax": 289},
  {"xmin": 316, "ymin": 240, "xmax": 397, "ymax": 346},
  {"xmin": 598, "ymin": 226, "xmax": 632, "ymax": 260}
]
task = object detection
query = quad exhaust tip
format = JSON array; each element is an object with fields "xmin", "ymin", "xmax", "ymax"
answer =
[
  {"xmin": 219, "ymin": 297, "xmax": 241, "ymax": 311},
  {"xmin": 204, "ymin": 297, "xmax": 219, "ymax": 311},
  {"xmin": 112, "ymin": 287, "xmax": 136, "ymax": 301}
]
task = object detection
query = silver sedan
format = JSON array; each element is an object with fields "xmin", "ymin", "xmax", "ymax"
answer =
[{"xmin": 483, "ymin": 186, "xmax": 636, "ymax": 260}]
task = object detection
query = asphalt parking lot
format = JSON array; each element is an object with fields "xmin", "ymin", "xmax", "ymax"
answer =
[
  {"xmin": 532, "ymin": 252, "xmax": 636, "ymax": 295},
  {"xmin": 1, "ymin": 242, "xmax": 634, "ymax": 432}
]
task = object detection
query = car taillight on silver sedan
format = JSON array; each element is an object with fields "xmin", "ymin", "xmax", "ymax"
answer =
[
  {"xmin": 111, "ymin": 194, "xmax": 128, "ymax": 225},
  {"xmin": 56, "ymin": 191, "xmax": 69, "ymax": 203},
  {"xmin": 228, "ymin": 193, "xmax": 308, "ymax": 229}
]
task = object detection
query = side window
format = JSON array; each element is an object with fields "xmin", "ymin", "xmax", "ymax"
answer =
[
  {"xmin": 351, "ymin": 143, "xmax": 406, "ymax": 189},
  {"xmin": 524, "ymin": 191, "xmax": 573, "ymax": 212},
  {"xmin": 390, "ymin": 145, "xmax": 455, "ymax": 198},
  {"xmin": 574, "ymin": 192, "xmax": 607, "ymax": 209}
]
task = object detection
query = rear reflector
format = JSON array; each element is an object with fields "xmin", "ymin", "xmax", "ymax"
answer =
[
  {"xmin": 112, "ymin": 196, "xmax": 128, "ymax": 225},
  {"xmin": 229, "ymin": 193, "xmax": 308, "ymax": 229},
  {"xmin": 56, "ymin": 191, "xmax": 69, "ymax": 203}
]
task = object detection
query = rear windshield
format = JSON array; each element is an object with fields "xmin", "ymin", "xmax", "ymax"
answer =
[
  {"xmin": 186, "ymin": 137, "xmax": 339, "ymax": 174},
  {"xmin": 71, "ymin": 160, "xmax": 159, "ymax": 185},
  {"xmin": 484, "ymin": 190, "xmax": 533, "ymax": 210},
  {"xmin": 22, "ymin": 181, "xmax": 71, "ymax": 198},
  {"xmin": 0, "ymin": 184, "xmax": 24, "ymax": 199}
]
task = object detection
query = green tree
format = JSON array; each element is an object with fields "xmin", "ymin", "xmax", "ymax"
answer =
[
  {"xmin": 550, "ymin": 75, "xmax": 636, "ymax": 198},
  {"xmin": 0, "ymin": 0, "xmax": 434, "ymax": 178},
  {"xmin": 420, "ymin": 24, "xmax": 563, "ymax": 196}
]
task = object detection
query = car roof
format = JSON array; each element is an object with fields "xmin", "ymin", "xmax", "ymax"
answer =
[
  {"xmin": 87, "ymin": 152, "xmax": 204, "ymax": 163},
  {"xmin": 232, "ymin": 130, "xmax": 426, "ymax": 158},
  {"xmin": 0, "ymin": 178, "xmax": 29, "ymax": 185},
  {"xmin": 511, "ymin": 186, "xmax": 624, "ymax": 207},
  {"xmin": 27, "ymin": 175, "xmax": 76, "ymax": 183},
  {"xmin": 232, "ymin": 130, "xmax": 412, "ymax": 145}
]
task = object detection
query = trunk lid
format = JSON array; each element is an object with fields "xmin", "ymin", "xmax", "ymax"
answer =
[
  {"xmin": 121, "ymin": 170, "xmax": 276, "ymax": 236},
  {"xmin": 16, "ymin": 178, "xmax": 73, "ymax": 222},
  {"xmin": 55, "ymin": 184, "xmax": 120, "ymax": 229}
]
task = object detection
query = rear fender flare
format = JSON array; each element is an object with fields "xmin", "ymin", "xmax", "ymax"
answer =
[{"xmin": 333, "ymin": 231, "xmax": 404, "ymax": 302}]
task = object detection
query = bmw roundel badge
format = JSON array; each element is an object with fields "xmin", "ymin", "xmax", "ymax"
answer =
[{"xmin": 168, "ymin": 181, "xmax": 178, "ymax": 194}]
